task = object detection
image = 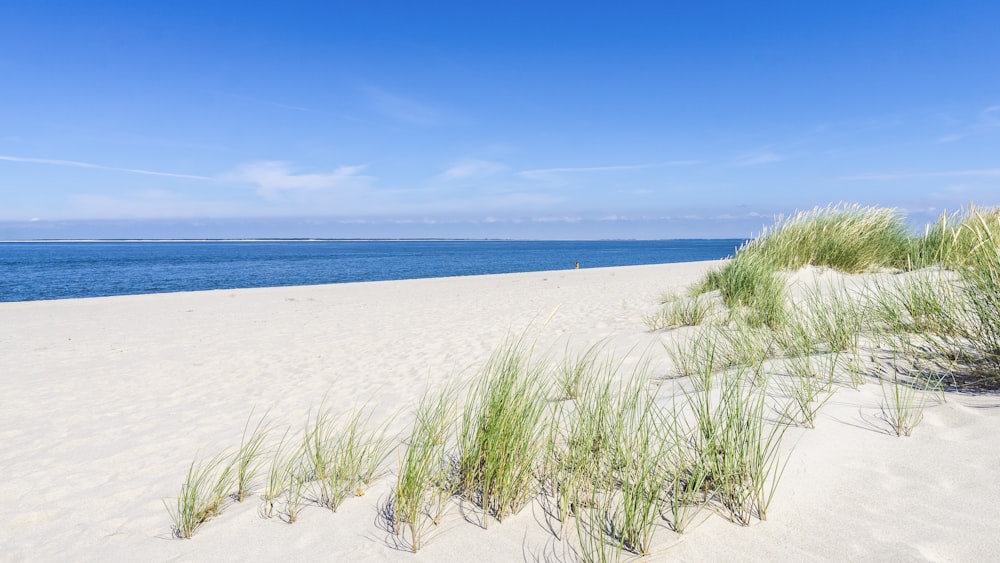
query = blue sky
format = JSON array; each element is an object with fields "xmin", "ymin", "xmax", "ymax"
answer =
[{"xmin": 1, "ymin": 1, "xmax": 998, "ymax": 239}]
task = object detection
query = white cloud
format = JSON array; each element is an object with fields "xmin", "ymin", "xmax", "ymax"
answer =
[
  {"xmin": 0, "ymin": 154, "xmax": 211, "ymax": 180},
  {"xmin": 440, "ymin": 159, "xmax": 505, "ymax": 180},
  {"xmin": 222, "ymin": 161, "xmax": 371, "ymax": 197}
]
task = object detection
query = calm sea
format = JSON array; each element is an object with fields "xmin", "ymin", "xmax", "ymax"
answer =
[{"xmin": 0, "ymin": 240, "xmax": 742, "ymax": 302}]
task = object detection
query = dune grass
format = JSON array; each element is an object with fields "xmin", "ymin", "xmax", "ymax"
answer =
[
  {"xmin": 644, "ymin": 293, "xmax": 718, "ymax": 331},
  {"xmin": 694, "ymin": 254, "xmax": 787, "ymax": 329},
  {"xmin": 556, "ymin": 341, "xmax": 606, "ymax": 400},
  {"xmin": 694, "ymin": 204, "xmax": 925, "ymax": 327},
  {"xmin": 777, "ymin": 353, "xmax": 837, "ymax": 428},
  {"xmin": 547, "ymin": 355, "xmax": 619, "ymax": 535},
  {"xmin": 878, "ymin": 354, "xmax": 942, "ymax": 437},
  {"xmin": 261, "ymin": 428, "xmax": 292, "ymax": 519},
  {"xmin": 392, "ymin": 387, "xmax": 457, "ymax": 552},
  {"xmin": 457, "ymin": 335, "xmax": 550, "ymax": 526},
  {"xmin": 165, "ymin": 450, "xmax": 235, "ymax": 539},
  {"xmin": 956, "ymin": 215, "xmax": 1000, "ymax": 382},
  {"xmin": 910, "ymin": 205, "xmax": 1000, "ymax": 269},
  {"xmin": 282, "ymin": 457, "xmax": 309, "ymax": 523},
  {"xmin": 233, "ymin": 410, "xmax": 271, "ymax": 503},
  {"xmin": 740, "ymin": 203, "xmax": 911, "ymax": 272},
  {"xmin": 680, "ymin": 337, "xmax": 789, "ymax": 525},
  {"xmin": 609, "ymin": 370, "xmax": 668, "ymax": 555},
  {"xmin": 166, "ymin": 201, "xmax": 1000, "ymax": 548},
  {"xmin": 303, "ymin": 404, "xmax": 394, "ymax": 512}
]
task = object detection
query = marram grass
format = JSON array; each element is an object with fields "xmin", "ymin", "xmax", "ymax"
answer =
[
  {"xmin": 165, "ymin": 450, "xmax": 235, "ymax": 539},
  {"xmin": 392, "ymin": 387, "xmax": 457, "ymax": 552},
  {"xmin": 741, "ymin": 203, "xmax": 911, "ymax": 272},
  {"xmin": 457, "ymin": 334, "xmax": 549, "ymax": 526}
]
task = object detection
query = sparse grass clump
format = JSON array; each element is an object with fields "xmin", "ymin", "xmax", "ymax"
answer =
[
  {"xmin": 261, "ymin": 428, "xmax": 293, "ymax": 519},
  {"xmin": 303, "ymin": 404, "xmax": 394, "ymax": 512},
  {"xmin": 165, "ymin": 451, "xmax": 235, "ymax": 539},
  {"xmin": 878, "ymin": 354, "xmax": 942, "ymax": 437},
  {"xmin": 556, "ymin": 341, "xmax": 606, "ymax": 400},
  {"xmin": 677, "ymin": 329, "xmax": 789, "ymax": 526},
  {"xmin": 777, "ymin": 353, "xmax": 837, "ymax": 428},
  {"xmin": 457, "ymin": 335, "xmax": 549, "ymax": 525},
  {"xmin": 169, "ymin": 403, "xmax": 394, "ymax": 537},
  {"xmin": 644, "ymin": 293, "xmax": 717, "ymax": 331},
  {"xmin": 695, "ymin": 254, "xmax": 787, "ymax": 329},
  {"xmin": 392, "ymin": 388, "xmax": 457, "ymax": 552},
  {"xmin": 234, "ymin": 410, "xmax": 271, "ymax": 503},
  {"xmin": 554, "ymin": 361, "xmax": 668, "ymax": 556}
]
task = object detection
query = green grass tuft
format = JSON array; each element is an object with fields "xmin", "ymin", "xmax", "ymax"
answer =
[
  {"xmin": 457, "ymin": 335, "xmax": 550, "ymax": 526},
  {"xmin": 392, "ymin": 387, "xmax": 457, "ymax": 552}
]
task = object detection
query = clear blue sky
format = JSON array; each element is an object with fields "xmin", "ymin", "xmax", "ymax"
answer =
[{"xmin": 2, "ymin": 1, "xmax": 998, "ymax": 239}]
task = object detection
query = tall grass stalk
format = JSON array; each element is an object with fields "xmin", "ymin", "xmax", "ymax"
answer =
[
  {"xmin": 547, "ymin": 356, "xmax": 619, "ymax": 536},
  {"xmin": 879, "ymin": 356, "xmax": 937, "ymax": 437},
  {"xmin": 778, "ymin": 353, "xmax": 836, "ymax": 428},
  {"xmin": 799, "ymin": 282, "xmax": 863, "ymax": 354},
  {"xmin": 664, "ymin": 398, "xmax": 709, "ymax": 534},
  {"xmin": 283, "ymin": 456, "xmax": 308, "ymax": 523},
  {"xmin": 609, "ymin": 370, "xmax": 668, "ymax": 555},
  {"xmin": 557, "ymin": 341, "xmax": 606, "ymax": 400},
  {"xmin": 912, "ymin": 205, "xmax": 1000, "ymax": 269},
  {"xmin": 643, "ymin": 294, "xmax": 717, "ymax": 331},
  {"xmin": 862, "ymin": 271, "xmax": 965, "ymax": 338},
  {"xmin": 234, "ymin": 409, "xmax": 271, "ymax": 502},
  {"xmin": 261, "ymin": 428, "xmax": 291, "ymax": 518},
  {"xmin": 683, "ymin": 364, "xmax": 789, "ymax": 525},
  {"xmin": 572, "ymin": 490, "xmax": 621, "ymax": 563},
  {"xmin": 165, "ymin": 450, "xmax": 234, "ymax": 539},
  {"xmin": 457, "ymin": 335, "xmax": 549, "ymax": 526},
  {"xmin": 303, "ymin": 404, "xmax": 394, "ymax": 512},
  {"xmin": 393, "ymin": 387, "xmax": 457, "ymax": 552},
  {"xmin": 553, "ymin": 360, "xmax": 667, "ymax": 557}
]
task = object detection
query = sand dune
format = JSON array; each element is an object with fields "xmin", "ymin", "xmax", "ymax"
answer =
[{"xmin": 1, "ymin": 261, "xmax": 997, "ymax": 561}]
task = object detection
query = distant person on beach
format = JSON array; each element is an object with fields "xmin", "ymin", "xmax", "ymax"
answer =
[{"xmin": 575, "ymin": 262, "xmax": 580, "ymax": 269}]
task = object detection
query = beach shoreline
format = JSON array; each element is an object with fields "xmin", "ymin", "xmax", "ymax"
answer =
[{"xmin": 2, "ymin": 260, "xmax": 998, "ymax": 561}]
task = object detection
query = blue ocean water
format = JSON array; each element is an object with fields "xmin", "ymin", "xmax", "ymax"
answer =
[{"xmin": 0, "ymin": 240, "xmax": 742, "ymax": 302}]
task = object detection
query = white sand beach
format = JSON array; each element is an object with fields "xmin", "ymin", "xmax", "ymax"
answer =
[{"xmin": 2, "ymin": 261, "xmax": 998, "ymax": 562}]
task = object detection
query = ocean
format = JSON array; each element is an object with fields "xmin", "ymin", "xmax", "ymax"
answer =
[{"xmin": 0, "ymin": 239, "xmax": 742, "ymax": 302}]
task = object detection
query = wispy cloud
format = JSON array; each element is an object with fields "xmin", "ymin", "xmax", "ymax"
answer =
[
  {"xmin": 440, "ymin": 159, "xmax": 506, "ymax": 180},
  {"xmin": 517, "ymin": 160, "xmax": 700, "ymax": 180},
  {"xmin": 839, "ymin": 169, "xmax": 1000, "ymax": 181},
  {"xmin": 222, "ymin": 161, "xmax": 371, "ymax": 197},
  {"xmin": 733, "ymin": 150, "xmax": 785, "ymax": 166},
  {"xmin": 362, "ymin": 86, "xmax": 441, "ymax": 126},
  {"xmin": 938, "ymin": 134, "xmax": 963, "ymax": 143},
  {"xmin": 218, "ymin": 92, "xmax": 351, "ymax": 119},
  {"xmin": 980, "ymin": 105, "xmax": 1000, "ymax": 127},
  {"xmin": 0, "ymin": 155, "xmax": 211, "ymax": 180}
]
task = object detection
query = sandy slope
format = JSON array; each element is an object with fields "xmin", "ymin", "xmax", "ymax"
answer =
[{"xmin": 1, "ymin": 261, "xmax": 997, "ymax": 562}]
